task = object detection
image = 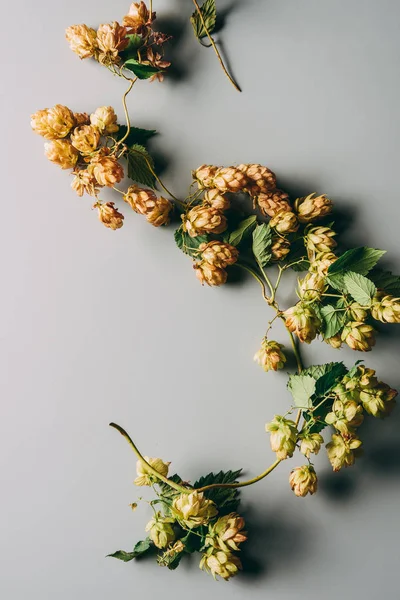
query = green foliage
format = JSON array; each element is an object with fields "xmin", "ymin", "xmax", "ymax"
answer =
[
  {"xmin": 369, "ymin": 268, "xmax": 400, "ymax": 294},
  {"xmin": 116, "ymin": 125, "xmax": 157, "ymax": 147},
  {"xmin": 157, "ymin": 474, "xmax": 184, "ymax": 501},
  {"xmin": 325, "ymin": 273, "xmax": 346, "ymax": 292},
  {"xmin": 287, "ymin": 374, "xmax": 316, "ymax": 409},
  {"xmin": 119, "ymin": 34, "xmax": 144, "ymax": 61},
  {"xmin": 226, "ymin": 215, "xmax": 257, "ymax": 246},
  {"xmin": 328, "ymin": 247, "xmax": 386, "ymax": 276},
  {"xmin": 320, "ymin": 304, "xmax": 346, "ymax": 339},
  {"xmin": 343, "ymin": 271, "xmax": 376, "ymax": 305},
  {"xmin": 127, "ymin": 144, "xmax": 156, "ymax": 188},
  {"xmin": 174, "ymin": 228, "xmax": 208, "ymax": 258},
  {"xmin": 108, "ymin": 538, "xmax": 153, "ymax": 562},
  {"xmin": 194, "ymin": 469, "xmax": 242, "ymax": 515},
  {"xmin": 190, "ymin": 0, "xmax": 217, "ymax": 39},
  {"xmin": 123, "ymin": 59, "xmax": 162, "ymax": 79},
  {"xmin": 252, "ymin": 223, "xmax": 272, "ymax": 268},
  {"xmin": 314, "ymin": 362, "xmax": 347, "ymax": 397}
]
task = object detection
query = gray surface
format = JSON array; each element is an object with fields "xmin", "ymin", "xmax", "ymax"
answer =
[{"xmin": 2, "ymin": 0, "xmax": 400, "ymax": 598}]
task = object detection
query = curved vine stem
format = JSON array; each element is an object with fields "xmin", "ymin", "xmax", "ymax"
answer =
[
  {"xmin": 191, "ymin": 0, "xmax": 241, "ymax": 92},
  {"xmin": 117, "ymin": 78, "xmax": 138, "ymax": 146},
  {"xmin": 196, "ymin": 458, "xmax": 282, "ymax": 493}
]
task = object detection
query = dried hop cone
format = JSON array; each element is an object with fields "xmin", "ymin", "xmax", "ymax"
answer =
[
  {"xmin": 206, "ymin": 513, "xmax": 247, "ymax": 553},
  {"xmin": 91, "ymin": 153, "xmax": 124, "ymax": 187},
  {"xmin": 44, "ymin": 139, "xmax": 79, "ymax": 169},
  {"xmin": 193, "ymin": 164, "xmax": 218, "ymax": 189},
  {"xmin": 134, "ymin": 456, "xmax": 170, "ymax": 486},
  {"xmin": 213, "ymin": 167, "xmax": 248, "ymax": 193},
  {"xmin": 256, "ymin": 190, "xmax": 291, "ymax": 218},
  {"xmin": 145, "ymin": 514, "xmax": 175, "ymax": 549},
  {"xmin": 65, "ymin": 24, "xmax": 98, "ymax": 59},
  {"xmin": 90, "ymin": 106, "xmax": 119, "ymax": 134},
  {"xmin": 183, "ymin": 205, "xmax": 227, "ymax": 237},
  {"xmin": 74, "ymin": 112, "xmax": 90, "ymax": 126},
  {"xmin": 306, "ymin": 225, "xmax": 337, "ymax": 258},
  {"xmin": 199, "ymin": 240, "xmax": 239, "ymax": 268},
  {"xmin": 71, "ymin": 166, "xmax": 99, "ymax": 197},
  {"xmin": 172, "ymin": 491, "xmax": 218, "ymax": 529},
  {"xmin": 95, "ymin": 201, "xmax": 124, "ymax": 230},
  {"xmin": 265, "ymin": 415, "xmax": 298, "ymax": 460},
  {"xmin": 309, "ymin": 251, "xmax": 337, "ymax": 276},
  {"xmin": 298, "ymin": 272, "xmax": 327, "ymax": 302},
  {"xmin": 200, "ymin": 549, "xmax": 242, "ymax": 581},
  {"xmin": 123, "ymin": 2, "xmax": 155, "ymax": 34},
  {"xmin": 70, "ymin": 125, "xmax": 100, "ymax": 155},
  {"xmin": 325, "ymin": 334, "xmax": 342, "ymax": 349},
  {"xmin": 254, "ymin": 339, "xmax": 287, "ymax": 372},
  {"xmin": 289, "ymin": 465, "xmax": 318, "ymax": 497},
  {"xmin": 146, "ymin": 197, "xmax": 173, "ymax": 227},
  {"xmin": 371, "ymin": 292, "xmax": 400, "ymax": 323},
  {"xmin": 96, "ymin": 22, "xmax": 129, "ymax": 65},
  {"xmin": 294, "ymin": 193, "xmax": 333, "ymax": 223},
  {"xmin": 203, "ymin": 188, "xmax": 230, "ymax": 211},
  {"xmin": 238, "ymin": 163, "xmax": 277, "ymax": 196},
  {"xmin": 359, "ymin": 383, "xmax": 397, "ymax": 418},
  {"xmin": 299, "ymin": 432, "xmax": 324, "ymax": 458},
  {"xmin": 283, "ymin": 302, "xmax": 322, "ymax": 344},
  {"xmin": 194, "ymin": 261, "xmax": 228, "ymax": 287},
  {"xmin": 341, "ymin": 321, "xmax": 376, "ymax": 352},
  {"xmin": 271, "ymin": 236, "xmax": 291, "ymax": 261},
  {"xmin": 326, "ymin": 433, "xmax": 362, "ymax": 472},
  {"xmin": 123, "ymin": 186, "xmax": 172, "ymax": 226},
  {"xmin": 31, "ymin": 104, "xmax": 76, "ymax": 140},
  {"xmin": 270, "ymin": 210, "xmax": 299, "ymax": 234},
  {"xmin": 325, "ymin": 399, "xmax": 364, "ymax": 436}
]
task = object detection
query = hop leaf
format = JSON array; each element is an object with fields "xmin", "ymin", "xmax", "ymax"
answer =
[
  {"xmin": 328, "ymin": 247, "xmax": 386, "ymax": 276},
  {"xmin": 343, "ymin": 271, "xmax": 376, "ymax": 306},
  {"xmin": 190, "ymin": 0, "xmax": 217, "ymax": 40},
  {"xmin": 252, "ymin": 223, "xmax": 272, "ymax": 268},
  {"xmin": 127, "ymin": 144, "xmax": 156, "ymax": 188},
  {"xmin": 194, "ymin": 469, "xmax": 242, "ymax": 515},
  {"xmin": 107, "ymin": 538, "xmax": 153, "ymax": 562}
]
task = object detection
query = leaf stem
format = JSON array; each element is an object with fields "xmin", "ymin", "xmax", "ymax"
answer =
[
  {"xmin": 195, "ymin": 458, "xmax": 282, "ymax": 493},
  {"xmin": 191, "ymin": 0, "xmax": 241, "ymax": 92},
  {"xmin": 235, "ymin": 263, "xmax": 271, "ymax": 303}
]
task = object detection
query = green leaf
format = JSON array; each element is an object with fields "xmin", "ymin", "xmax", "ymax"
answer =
[
  {"xmin": 116, "ymin": 125, "xmax": 157, "ymax": 147},
  {"xmin": 194, "ymin": 469, "xmax": 242, "ymax": 515},
  {"xmin": 227, "ymin": 215, "xmax": 257, "ymax": 246},
  {"xmin": 314, "ymin": 362, "xmax": 347, "ymax": 397},
  {"xmin": 157, "ymin": 474, "xmax": 184, "ymax": 501},
  {"xmin": 325, "ymin": 273, "xmax": 346, "ymax": 292},
  {"xmin": 119, "ymin": 34, "xmax": 145, "ymax": 61},
  {"xmin": 252, "ymin": 223, "xmax": 272, "ymax": 268},
  {"xmin": 347, "ymin": 360, "xmax": 364, "ymax": 378},
  {"xmin": 369, "ymin": 269, "xmax": 400, "ymax": 295},
  {"xmin": 287, "ymin": 374, "xmax": 316, "ymax": 409},
  {"xmin": 174, "ymin": 228, "xmax": 208, "ymax": 258},
  {"xmin": 328, "ymin": 247, "xmax": 386, "ymax": 276},
  {"xmin": 320, "ymin": 304, "xmax": 346, "ymax": 339},
  {"xmin": 127, "ymin": 144, "xmax": 156, "ymax": 188},
  {"xmin": 190, "ymin": 0, "xmax": 217, "ymax": 40},
  {"xmin": 284, "ymin": 237, "xmax": 309, "ymax": 272},
  {"xmin": 107, "ymin": 538, "xmax": 152, "ymax": 562},
  {"xmin": 343, "ymin": 271, "xmax": 376, "ymax": 306},
  {"xmin": 123, "ymin": 59, "xmax": 161, "ymax": 79}
]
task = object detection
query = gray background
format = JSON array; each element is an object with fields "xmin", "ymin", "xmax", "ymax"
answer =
[{"xmin": 2, "ymin": 0, "xmax": 400, "ymax": 598}]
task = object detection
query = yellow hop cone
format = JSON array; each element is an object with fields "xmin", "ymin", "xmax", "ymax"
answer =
[
  {"xmin": 326, "ymin": 433, "xmax": 362, "ymax": 471},
  {"xmin": 294, "ymin": 193, "xmax": 333, "ymax": 223},
  {"xmin": 256, "ymin": 189, "xmax": 291, "ymax": 218},
  {"xmin": 124, "ymin": 185, "xmax": 157, "ymax": 214},
  {"xmin": 325, "ymin": 399, "xmax": 364, "ymax": 436},
  {"xmin": 341, "ymin": 321, "xmax": 376, "ymax": 352},
  {"xmin": 71, "ymin": 166, "xmax": 99, "ymax": 197},
  {"xmin": 325, "ymin": 334, "xmax": 342, "ymax": 349},
  {"xmin": 90, "ymin": 106, "xmax": 119, "ymax": 134},
  {"xmin": 254, "ymin": 339, "xmax": 286, "ymax": 372},
  {"xmin": 199, "ymin": 240, "xmax": 239, "ymax": 268},
  {"xmin": 371, "ymin": 292, "xmax": 400, "ymax": 323},
  {"xmin": 182, "ymin": 205, "xmax": 227, "ymax": 237},
  {"xmin": 31, "ymin": 104, "xmax": 75, "ymax": 140},
  {"xmin": 123, "ymin": 1, "xmax": 155, "ymax": 34},
  {"xmin": 74, "ymin": 112, "xmax": 90, "ymax": 126},
  {"xmin": 95, "ymin": 201, "xmax": 124, "ymax": 230},
  {"xmin": 309, "ymin": 251, "xmax": 337, "ymax": 276},
  {"xmin": 283, "ymin": 302, "xmax": 322, "ymax": 344},
  {"xmin": 70, "ymin": 125, "xmax": 100, "ymax": 155},
  {"xmin": 289, "ymin": 465, "xmax": 318, "ymax": 497},
  {"xmin": 199, "ymin": 549, "xmax": 242, "ymax": 581},
  {"xmin": 205, "ymin": 513, "xmax": 247, "ymax": 552},
  {"xmin": 44, "ymin": 139, "xmax": 79, "ymax": 169},
  {"xmin": 134, "ymin": 456, "xmax": 170, "ymax": 486},
  {"xmin": 203, "ymin": 188, "xmax": 230, "ymax": 211},
  {"xmin": 145, "ymin": 513, "xmax": 175, "ymax": 549},
  {"xmin": 91, "ymin": 153, "xmax": 124, "ymax": 187},
  {"xmin": 172, "ymin": 491, "xmax": 217, "ymax": 528},
  {"xmin": 355, "ymin": 365, "xmax": 379, "ymax": 389},
  {"xmin": 305, "ymin": 225, "xmax": 337, "ymax": 259},
  {"xmin": 298, "ymin": 272, "xmax": 327, "ymax": 302},
  {"xmin": 192, "ymin": 164, "xmax": 218, "ymax": 189},
  {"xmin": 359, "ymin": 383, "xmax": 397, "ymax": 417},
  {"xmin": 212, "ymin": 167, "xmax": 248, "ymax": 193},
  {"xmin": 299, "ymin": 432, "xmax": 324, "ymax": 458},
  {"xmin": 65, "ymin": 24, "xmax": 98, "ymax": 59},
  {"xmin": 348, "ymin": 302, "xmax": 368, "ymax": 322},
  {"xmin": 157, "ymin": 541, "xmax": 185, "ymax": 567},
  {"xmin": 96, "ymin": 22, "xmax": 129, "ymax": 65},
  {"xmin": 270, "ymin": 210, "xmax": 299, "ymax": 234},
  {"xmin": 265, "ymin": 415, "xmax": 298, "ymax": 460},
  {"xmin": 194, "ymin": 261, "xmax": 227, "ymax": 287},
  {"xmin": 146, "ymin": 197, "xmax": 173, "ymax": 227},
  {"xmin": 271, "ymin": 236, "xmax": 291, "ymax": 261},
  {"xmin": 238, "ymin": 163, "xmax": 277, "ymax": 196}
]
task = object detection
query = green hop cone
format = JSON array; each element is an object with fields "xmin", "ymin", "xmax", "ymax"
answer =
[
  {"xmin": 145, "ymin": 513, "xmax": 176, "ymax": 549},
  {"xmin": 271, "ymin": 235, "xmax": 291, "ymax": 261},
  {"xmin": 294, "ymin": 193, "xmax": 333, "ymax": 223},
  {"xmin": 359, "ymin": 383, "xmax": 397, "ymax": 417},
  {"xmin": 254, "ymin": 339, "xmax": 287, "ymax": 372},
  {"xmin": 265, "ymin": 415, "xmax": 298, "ymax": 460},
  {"xmin": 309, "ymin": 251, "xmax": 337, "ymax": 276},
  {"xmin": 348, "ymin": 303, "xmax": 368, "ymax": 322},
  {"xmin": 371, "ymin": 292, "xmax": 400, "ymax": 323},
  {"xmin": 134, "ymin": 456, "xmax": 170, "ymax": 487},
  {"xmin": 289, "ymin": 465, "xmax": 318, "ymax": 497},
  {"xmin": 270, "ymin": 210, "xmax": 299, "ymax": 234},
  {"xmin": 299, "ymin": 432, "xmax": 324, "ymax": 458},
  {"xmin": 205, "ymin": 513, "xmax": 247, "ymax": 552},
  {"xmin": 305, "ymin": 225, "xmax": 337, "ymax": 259},
  {"xmin": 298, "ymin": 272, "xmax": 327, "ymax": 302},
  {"xmin": 326, "ymin": 433, "xmax": 362, "ymax": 471},
  {"xmin": 325, "ymin": 398, "xmax": 364, "ymax": 436},
  {"xmin": 172, "ymin": 491, "xmax": 217, "ymax": 529},
  {"xmin": 199, "ymin": 548, "xmax": 242, "ymax": 581},
  {"xmin": 341, "ymin": 321, "xmax": 376, "ymax": 352},
  {"xmin": 283, "ymin": 301, "xmax": 322, "ymax": 344}
]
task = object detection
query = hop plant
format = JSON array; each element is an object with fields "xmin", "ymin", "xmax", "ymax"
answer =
[
  {"xmin": 44, "ymin": 139, "xmax": 79, "ymax": 169},
  {"xmin": 283, "ymin": 302, "xmax": 322, "ymax": 344},
  {"xmin": 238, "ymin": 163, "xmax": 277, "ymax": 196},
  {"xmin": 71, "ymin": 125, "xmax": 101, "ymax": 155},
  {"xmin": 200, "ymin": 548, "xmax": 242, "ymax": 581},
  {"xmin": 205, "ymin": 513, "xmax": 247, "ymax": 552},
  {"xmin": 213, "ymin": 167, "xmax": 248, "ymax": 193},
  {"xmin": 95, "ymin": 201, "xmax": 125, "ymax": 230},
  {"xmin": 31, "ymin": 104, "xmax": 76, "ymax": 139},
  {"xmin": 194, "ymin": 261, "xmax": 228, "ymax": 287},
  {"xmin": 305, "ymin": 225, "xmax": 337, "ymax": 259},
  {"xmin": 172, "ymin": 491, "xmax": 218, "ymax": 528},
  {"xmin": 325, "ymin": 399, "xmax": 364, "ymax": 436},
  {"xmin": 371, "ymin": 292, "xmax": 400, "ymax": 323},
  {"xmin": 298, "ymin": 272, "xmax": 327, "ymax": 302},
  {"xmin": 299, "ymin": 432, "xmax": 324, "ymax": 458},
  {"xmin": 65, "ymin": 25, "xmax": 98, "ymax": 59},
  {"xmin": 326, "ymin": 433, "xmax": 362, "ymax": 472},
  {"xmin": 203, "ymin": 188, "xmax": 230, "ymax": 211},
  {"xmin": 271, "ymin": 236, "xmax": 291, "ymax": 261},
  {"xmin": 183, "ymin": 205, "xmax": 227, "ymax": 237},
  {"xmin": 359, "ymin": 383, "xmax": 397, "ymax": 417},
  {"xmin": 341, "ymin": 321, "xmax": 376, "ymax": 352},
  {"xmin": 270, "ymin": 210, "xmax": 299, "ymax": 234},
  {"xmin": 193, "ymin": 164, "xmax": 218, "ymax": 188},
  {"xmin": 145, "ymin": 513, "xmax": 176, "ymax": 549},
  {"xmin": 294, "ymin": 193, "xmax": 333, "ymax": 223},
  {"xmin": 254, "ymin": 339, "xmax": 287, "ymax": 372},
  {"xmin": 289, "ymin": 465, "xmax": 318, "ymax": 497},
  {"xmin": 256, "ymin": 189, "xmax": 291, "ymax": 217},
  {"xmin": 90, "ymin": 106, "xmax": 119, "ymax": 134},
  {"xmin": 266, "ymin": 415, "xmax": 298, "ymax": 459},
  {"xmin": 134, "ymin": 456, "xmax": 170, "ymax": 486}
]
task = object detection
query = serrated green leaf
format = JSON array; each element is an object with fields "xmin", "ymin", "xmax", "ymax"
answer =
[
  {"xmin": 325, "ymin": 273, "xmax": 346, "ymax": 291},
  {"xmin": 343, "ymin": 271, "xmax": 376, "ymax": 306},
  {"xmin": 119, "ymin": 34, "xmax": 144, "ymax": 62},
  {"xmin": 127, "ymin": 144, "xmax": 156, "ymax": 188},
  {"xmin": 123, "ymin": 59, "xmax": 162, "ymax": 79},
  {"xmin": 314, "ymin": 362, "xmax": 347, "ymax": 397},
  {"xmin": 347, "ymin": 360, "xmax": 364, "ymax": 378},
  {"xmin": 287, "ymin": 374, "xmax": 316, "ymax": 409},
  {"xmin": 328, "ymin": 247, "xmax": 386, "ymax": 276},
  {"xmin": 194, "ymin": 469, "xmax": 242, "ymax": 515},
  {"xmin": 174, "ymin": 228, "xmax": 208, "ymax": 258},
  {"xmin": 157, "ymin": 474, "xmax": 184, "ymax": 501},
  {"xmin": 369, "ymin": 269, "xmax": 400, "ymax": 295},
  {"xmin": 320, "ymin": 304, "xmax": 346, "ymax": 339},
  {"xmin": 107, "ymin": 538, "xmax": 152, "ymax": 562},
  {"xmin": 190, "ymin": 0, "xmax": 217, "ymax": 40},
  {"xmin": 116, "ymin": 125, "xmax": 157, "ymax": 147},
  {"xmin": 227, "ymin": 215, "xmax": 257, "ymax": 246},
  {"xmin": 284, "ymin": 237, "xmax": 309, "ymax": 271},
  {"xmin": 252, "ymin": 223, "xmax": 272, "ymax": 268}
]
